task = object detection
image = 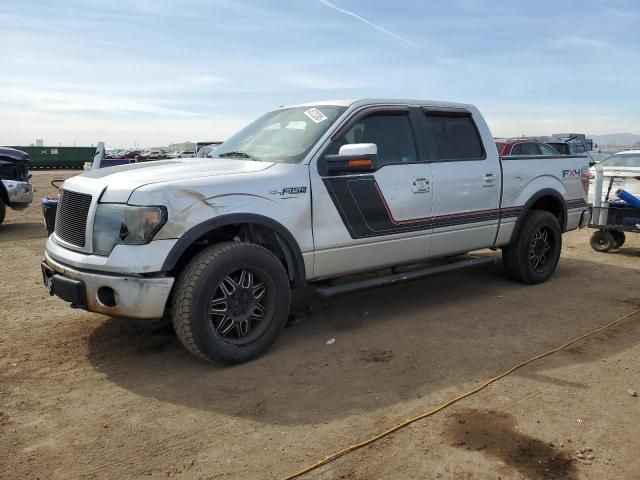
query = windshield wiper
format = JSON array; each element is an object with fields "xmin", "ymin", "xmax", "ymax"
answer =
[{"xmin": 217, "ymin": 151, "xmax": 261, "ymax": 161}]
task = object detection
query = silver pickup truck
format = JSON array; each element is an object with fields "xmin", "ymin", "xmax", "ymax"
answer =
[{"xmin": 42, "ymin": 99, "xmax": 590, "ymax": 364}]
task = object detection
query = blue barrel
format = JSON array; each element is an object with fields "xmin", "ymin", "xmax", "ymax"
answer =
[{"xmin": 616, "ymin": 189, "xmax": 640, "ymax": 209}]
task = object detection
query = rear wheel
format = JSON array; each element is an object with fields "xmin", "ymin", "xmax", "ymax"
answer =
[
  {"xmin": 590, "ymin": 230, "xmax": 615, "ymax": 253},
  {"xmin": 0, "ymin": 199, "xmax": 5, "ymax": 227},
  {"xmin": 502, "ymin": 210, "xmax": 562, "ymax": 284},
  {"xmin": 172, "ymin": 242, "xmax": 291, "ymax": 364},
  {"xmin": 611, "ymin": 231, "xmax": 626, "ymax": 249}
]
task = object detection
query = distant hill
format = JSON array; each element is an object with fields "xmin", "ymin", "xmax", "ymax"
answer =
[{"xmin": 590, "ymin": 133, "xmax": 640, "ymax": 147}]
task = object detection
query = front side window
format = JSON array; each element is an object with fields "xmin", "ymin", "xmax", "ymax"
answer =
[
  {"xmin": 214, "ymin": 105, "xmax": 346, "ymax": 163},
  {"xmin": 333, "ymin": 113, "xmax": 418, "ymax": 167},
  {"xmin": 423, "ymin": 113, "xmax": 484, "ymax": 160}
]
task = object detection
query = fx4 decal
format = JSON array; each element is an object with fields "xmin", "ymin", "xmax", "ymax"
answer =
[{"xmin": 562, "ymin": 169, "xmax": 581, "ymax": 180}]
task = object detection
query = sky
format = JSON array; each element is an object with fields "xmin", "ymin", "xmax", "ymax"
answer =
[{"xmin": 1, "ymin": 0, "xmax": 639, "ymax": 148}]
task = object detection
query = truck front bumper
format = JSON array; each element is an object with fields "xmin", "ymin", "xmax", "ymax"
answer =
[
  {"xmin": 42, "ymin": 251, "xmax": 174, "ymax": 319},
  {"xmin": 1, "ymin": 179, "xmax": 33, "ymax": 208}
]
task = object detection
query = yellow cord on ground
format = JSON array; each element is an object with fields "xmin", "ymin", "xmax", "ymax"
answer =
[{"xmin": 282, "ymin": 308, "xmax": 640, "ymax": 480}]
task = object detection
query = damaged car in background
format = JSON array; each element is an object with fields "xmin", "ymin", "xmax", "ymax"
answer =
[{"xmin": 0, "ymin": 147, "xmax": 34, "ymax": 227}]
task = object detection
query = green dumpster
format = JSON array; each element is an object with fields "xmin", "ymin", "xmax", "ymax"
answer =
[{"xmin": 4, "ymin": 146, "xmax": 96, "ymax": 169}]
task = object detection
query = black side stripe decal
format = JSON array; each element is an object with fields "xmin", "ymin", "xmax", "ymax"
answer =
[
  {"xmin": 324, "ymin": 176, "xmax": 431, "ymax": 238},
  {"xmin": 324, "ymin": 176, "xmax": 514, "ymax": 239},
  {"xmin": 323, "ymin": 176, "xmax": 587, "ymax": 240}
]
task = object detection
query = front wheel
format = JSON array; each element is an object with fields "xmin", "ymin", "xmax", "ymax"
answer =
[
  {"xmin": 0, "ymin": 199, "xmax": 5, "ymax": 227},
  {"xmin": 172, "ymin": 242, "xmax": 291, "ymax": 364},
  {"xmin": 502, "ymin": 210, "xmax": 562, "ymax": 284}
]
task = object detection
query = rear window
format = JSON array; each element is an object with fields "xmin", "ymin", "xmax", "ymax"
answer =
[{"xmin": 423, "ymin": 112, "xmax": 484, "ymax": 161}]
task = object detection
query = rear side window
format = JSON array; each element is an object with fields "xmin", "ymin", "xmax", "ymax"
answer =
[{"xmin": 423, "ymin": 112, "xmax": 484, "ymax": 161}]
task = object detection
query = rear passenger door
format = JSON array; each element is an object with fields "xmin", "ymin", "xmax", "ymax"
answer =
[{"xmin": 419, "ymin": 108, "xmax": 502, "ymax": 257}]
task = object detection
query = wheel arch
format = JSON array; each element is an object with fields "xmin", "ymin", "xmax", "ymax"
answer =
[
  {"xmin": 509, "ymin": 188, "xmax": 567, "ymax": 244},
  {"xmin": 161, "ymin": 213, "xmax": 306, "ymax": 287}
]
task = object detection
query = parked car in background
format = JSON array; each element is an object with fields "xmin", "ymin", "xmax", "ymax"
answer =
[
  {"xmin": 545, "ymin": 139, "xmax": 590, "ymax": 156},
  {"xmin": 495, "ymin": 139, "xmax": 560, "ymax": 157},
  {"xmin": 174, "ymin": 150, "xmax": 196, "ymax": 158},
  {"xmin": 135, "ymin": 150, "xmax": 170, "ymax": 162},
  {"xmin": 507, "ymin": 135, "xmax": 592, "ymax": 156},
  {"xmin": 122, "ymin": 150, "xmax": 142, "ymax": 159},
  {"xmin": 0, "ymin": 147, "xmax": 34, "ymax": 226},
  {"xmin": 42, "ymin": 99, "xmax": 590, "ymax": 365},
  {"xmin": 588, "ymin": 150, "xmax": 640, "ymax": 204}
]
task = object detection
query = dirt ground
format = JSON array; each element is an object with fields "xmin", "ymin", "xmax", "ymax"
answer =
[{"xmin": 1, "ymin": 170, "xmax": 639, "ymax": 480}]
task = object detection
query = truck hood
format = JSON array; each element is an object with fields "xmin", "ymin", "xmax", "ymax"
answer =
[{"xmin": 68, "ymin": 158, "xmax": 276, "ymax": 203}]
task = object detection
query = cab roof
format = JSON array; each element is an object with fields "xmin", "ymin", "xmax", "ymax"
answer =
[{"xmin": 284, "ymin": 98, "xmax": 476, "ymax": 110}]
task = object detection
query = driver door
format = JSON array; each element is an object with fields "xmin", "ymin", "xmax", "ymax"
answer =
[{"xmin": 310, "ymin": 107, "xmax": 433, "ymax": 278}]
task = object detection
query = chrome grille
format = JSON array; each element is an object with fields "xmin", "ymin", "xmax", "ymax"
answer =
[{"xmin": 55, "ymin": 189, "xmax": 92, "ymax": 247}]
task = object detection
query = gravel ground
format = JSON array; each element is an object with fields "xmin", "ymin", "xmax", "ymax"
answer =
[{"xmin": 1, "ymin": 170, "xmax": 639, "ymax": 480}]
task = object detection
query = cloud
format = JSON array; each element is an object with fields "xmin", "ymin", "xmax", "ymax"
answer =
[
  {"xmin": 599, "ymin": 5, "xmax": 639, "ymax": 18},
  {"xmin": 314, "ymin": 0, "xmax": 415, "ymax": 46},
  {"xmin": 561, "ymin": 36, "xmax": 610, "ymax": 48},
  {"xmin": 0, "ymin": 87, "xmax": 200, "ymax": 116}
]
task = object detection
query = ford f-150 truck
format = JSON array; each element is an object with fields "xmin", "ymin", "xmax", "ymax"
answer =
[{"xmin": 42, "ymin": 99, "xmax": 590, "ymax": 364}]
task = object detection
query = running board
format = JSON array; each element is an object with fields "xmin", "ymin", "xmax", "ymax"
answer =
[{"xmin": 315, "ymin": 256, "xmax": 496, "ymax": 298}]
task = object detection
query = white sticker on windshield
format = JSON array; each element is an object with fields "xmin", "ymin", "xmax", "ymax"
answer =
[{"xmin": 304, "ymin": 108, "xmax": 328, "ymax": 124}]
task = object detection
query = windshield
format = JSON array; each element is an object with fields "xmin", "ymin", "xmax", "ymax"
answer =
[
  {"xmin": 213, "ymin": 105, "xmax": 346, "ymax": 163},
  {"xmin": 599, "ymin": 153, "xmax": 640, "ymax": 168}
]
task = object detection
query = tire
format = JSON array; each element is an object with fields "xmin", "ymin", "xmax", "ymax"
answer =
[
  {"xmin": 611, "ymin": 231, "xmax": 626, "ymax": 249},
  {"xmin": 590, "ymin": 230, "xmax": 615, "ymax": 253},
  {"xmin": 0, "ymin": 199, "xmax": 5, "ymax": 227},
  {"xmin": 502, "ymin": 210, "xmax": 562, "ymax": 284},
  {"xmin": 171, "ymin": 242, "xmax": 291, "ymax": 365}
]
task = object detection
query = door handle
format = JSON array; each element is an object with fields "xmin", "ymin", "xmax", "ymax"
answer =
[
  {"xmin": 412, "ymin": 177, "xmax": 430, "ymax": 193},
  {"xmin": 482, "ymin": 173, "xmax": 497, "ymax": 187}
]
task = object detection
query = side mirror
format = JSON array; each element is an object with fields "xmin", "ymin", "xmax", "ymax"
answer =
[{"xmin": 322, "ymin": 143, "xmax": 378, "ymax": 175}]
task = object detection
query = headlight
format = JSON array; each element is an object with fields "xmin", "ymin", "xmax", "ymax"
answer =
[{"xmin": 93, "ymin": 204, "xmax": 167, "ymax": 256}]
